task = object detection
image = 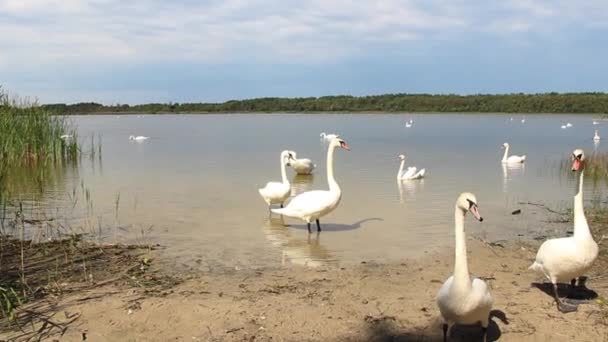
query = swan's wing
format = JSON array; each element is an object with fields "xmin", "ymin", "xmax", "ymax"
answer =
[
  {"xmin": 401, "ymin": 167, "xmax": 417, "ymax": 179},
  {"xmin": 413, "ymin": 168, "xmax": 426, "ymax": 178},
  {"xmin": 259, "ymin": 182, "xmax": 290, "ymax": 197},
  {"xmin": 280, "ymin": 190, "xmax": 335, "ymax": 216}
]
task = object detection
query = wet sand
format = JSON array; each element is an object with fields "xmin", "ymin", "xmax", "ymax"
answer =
[{"xmin": 3, "ymin": 238, "xmax": 607, "ymax": 341}]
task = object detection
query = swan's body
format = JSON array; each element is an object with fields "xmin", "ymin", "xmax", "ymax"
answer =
[
  {"xmin": 566, "ymin": 122, "xmax": 573, "ymax": 128},
  {"xmin": 405, "ymin": 122, "xmax": 413, "ymax": 128},
  {"xmin": 501, "ymin": 143, "xmax": 526, "ymax": 164},
  {"xmin": 320, "ymin": 132, "xmax": 339, "ymax": 142},
  {"xmin": 286, "ymin": 151, "xmax": 316, "ymax": 175},
  {"xmin": 397, "ymin": 154, "xmax": 425, "ymax": 180},
  {"xmin": 436, "ymin": 193, "xmax": 491, "ymax": 342},
  {"xmin": 258, "ymin": 151, "xmax": 295, "ymax": 209},
  {"xmin": 272, "ymin": 138, "xmax": 350, "ymax": 233},
  {"xmin": 593, "ymin": 130, "xmax": 600, "ymax": 141},
  {"xmin": 529, "ymin": 149, "xmax": 598, "ymax": 313},
  {"xmin": 129, "ymin": 135, "xmax": 149, "ymax": 141}
]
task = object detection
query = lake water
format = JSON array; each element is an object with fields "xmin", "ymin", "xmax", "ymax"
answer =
[{"xmin": 9, "ymin": 114, "xmax": 608, "ymax": 270}]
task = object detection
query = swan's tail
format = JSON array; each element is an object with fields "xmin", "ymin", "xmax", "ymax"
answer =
[
  {"xmin": 528, "ymin": 261, "xmax": 542, "ymax": 272},
  {"xmin": 416, "ymin": 169, "xmax": 426, "ymax": 178},
  {"xmin": 521, "ymin": 155, "xmax": 527, "ymax": 162}
]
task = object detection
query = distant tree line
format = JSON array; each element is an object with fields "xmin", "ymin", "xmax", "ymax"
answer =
[{"xmin": 42, "ymin": 93, "xmax": 608, "ymax": 114}]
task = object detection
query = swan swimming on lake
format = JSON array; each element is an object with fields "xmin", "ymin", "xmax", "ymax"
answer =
[
  {"xmin": 561, "ymin": 125, "xmax": 567, "ymax": 129},
  {"xmin": 129, "ymin": 135, "xmax": 149, "ymax": 141},
  {"xmin": 320, "ymin": 132, "xmax": 339, "ymax": 142},
  {"xmin": 593, "ymin": 121, "xmax": 600, "ymax": 125},
  {"xmin": 436, "ymin": 192, "xmax": 491, "ymax": 342},
  {"xmin": 286, "ymin": 151, "xmax": 316, "ymax": 175},
  {"xmin": 529, "ymin": 149, "xmax": 598, "ymax": 313},
  {"xmin": 521, "ymin": 116, "xmax": 526, "ymax": 123},
  {"xmin": 258, "ymin": 150, "xmax": 295, "ymax": 210},
  {"xmin": 397, "ymin": 154, "xmax": 426, "ymax": 180},
  {"xmin": 593, "ymin": 130, "xmax": 600, "ymax": 142},
  {"xmin": 272, "ymin": 138, "xmax": 350, "ymax": 233},
  {"xmin": 405, "ymin": 121, "xmax": 413, "ymax": 128},
  {"xmin": 501, "ymin": 143, "xmax": 526, "ymax": 164},
  {"xmin": 566, "ymin": 122, "xmax": 573, "ymax": 128}
]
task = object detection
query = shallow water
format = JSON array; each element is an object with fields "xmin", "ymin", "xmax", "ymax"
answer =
[{"xmin": 9, "ymin": 113, "xmax": 608, "ymax": 270}]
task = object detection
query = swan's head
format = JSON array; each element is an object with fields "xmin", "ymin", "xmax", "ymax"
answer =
[
  {"xmin": 398, "ymin": 154, "xmax": 406, "ymax": 161},
  {"xmin": 285, "ymin": 150, "xmax": 297, "ymax": 166},
  {"xmin": 571, "ymin": 149, "xmax": 585, "ymax": 171},
  {"xmin": 329, "ymin": 137, "xmax": 350, "ymax": 151},
  {"xmin": 502, "ymin": 143, "xmax": 509, "ymax": 149},
  {"xmin": 456, "ymin": 192, "xmax": 483, "ymax": 222},
  {"xmin": 129, "ymin": 135, "xmax": 135, "ymax": 140},
  {"xmin": 320, "ymin": 133, "xmax": 325, "ymax": 137},
  {"xmin": 281, "ymin": 150, "xmax": 296, "ymax": 165}
]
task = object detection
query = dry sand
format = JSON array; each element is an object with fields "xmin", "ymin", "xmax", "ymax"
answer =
[{"xmin": 2, "ymin": 238, "xmax": 607, "ymax": 342}]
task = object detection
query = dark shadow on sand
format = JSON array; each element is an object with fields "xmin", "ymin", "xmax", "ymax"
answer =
[
  {"xmin": 532, "ymin": 277, "xmax": 598, "ymax": 301},
  {"xmin": 361, "ymin": 310, "xmax": 507, "ymax": 342}
]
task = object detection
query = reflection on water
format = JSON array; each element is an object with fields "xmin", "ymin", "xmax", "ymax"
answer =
[
  {"xmin": 290, "ymin": 174, "xmax": 314, "ymax": 197},
  {"xmin": 398, "ymin": 179, "xmax": 425, "ymax": 203},
  {"xmin": 501, "ymin": 163, "xmax": 525, "ymax": 193},
  {"xmin": 263, "ymin": 216, "xmax": 335, "ymax": 267}
]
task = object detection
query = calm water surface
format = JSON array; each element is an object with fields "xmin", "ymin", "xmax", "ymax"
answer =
[{"xmin": 15, "ymin": 114, "xmax": 608, "ymax": 270}]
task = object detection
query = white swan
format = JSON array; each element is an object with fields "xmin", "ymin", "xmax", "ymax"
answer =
[
  {"xmin": 521, "ymin": 116, "xmax": 526, "ymax": 123},
  {"xmin": 436, "ymin": 192, "xmax": 491, "ymax": 342},
  {"xmin": 501, "ymin": 143, "xmax": 526, "ymax": 164},
  {"xmin": 529, "ymin": 149, "xmax": 598, "ymax": 312},
  {"xmin": 397, "ymin": 154, "xmax": 425, "ymax": 180},
  {"xmin": 129, "ymin": 135, "xmax": 149, "ymax": 141},
  {"xmin": 272, "ymin": 138, "xmax": 350, "ymax": 233},
  {"xmin": 561, "ymin": 125, "xmax": 567, "ymax": 129},
  {"xmin": 258, "ymin": 150, "xmax": 295, "ymax": 210},
  {"xmin": 320, "ymin": 132, "xmax": 339, "ymax": 142},
  {"xmin": 593, "ymin": 121, "xmax": 600, "ymax": 125},
  {"xmin": 566, "ymin": 122, "xmax": 573, "ymax": 128},
  {"xmin": 405, "ymin": 121, "xmax": 413, "ymax": 128},
  {"xmin": 593, "ymin": 130, "xmax": 600, "ymax": 141},
  {"xmin": 286, "ymin": 151, "xmax": 316, "ymax": 175}
]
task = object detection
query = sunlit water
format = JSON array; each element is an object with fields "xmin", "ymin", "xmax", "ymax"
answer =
[{"xmin": 8, "ymin": 114, "xmax": 608, "ymax": 270}]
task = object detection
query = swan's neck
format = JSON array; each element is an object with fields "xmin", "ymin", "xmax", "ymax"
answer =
[
  {"xmin": 397, "ymin": 160, "xmax": 405, "ymax": 179},
  {"xmin": 573, "ymin": 170, "xmax": 591, "ymax": 240},
  {"xmin": 453, "ymin": 207, "xmax": 471, "ymax": 292},
  {"xmin": 280, "ymin": 155, "xmax": 289, "ymax": 186},
  {"xmin": 327, "ymin": 145, "xmax": 340, "ymax": 193},
  {"xmin": 501, "ymin": 145, "xmax": 509, "ymax": 162}
]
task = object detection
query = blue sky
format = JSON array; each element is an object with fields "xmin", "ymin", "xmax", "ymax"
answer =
[{"xmin": 1, "ymin": 0, "xmax": 607, "ymax": 104}]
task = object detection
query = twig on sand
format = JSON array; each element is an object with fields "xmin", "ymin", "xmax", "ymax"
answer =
[
  {"xmin": 518, "ymin": 201, "xmax": 568, "ymax": 215},
  {"xmin": 226, "ymin": 327, "xmax": 244, "ymax": 334}
]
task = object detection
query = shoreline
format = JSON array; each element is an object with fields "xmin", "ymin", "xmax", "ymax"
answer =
[
  {"xmin": 1, "ymin": 237, "xmax": 606, "ymax": 341},
  {"xmin": 64, "ymin": 111, "xmax": 608, "ymax": 116}
]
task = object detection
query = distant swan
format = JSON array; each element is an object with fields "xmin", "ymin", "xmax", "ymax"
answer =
[
  {"xmin": 258, "ymin": 150, "xmax": 295, "ymax": 210},
  {"xmin": 405, "ymin": 121, "xmax": 413, "ymax": 128},
  {"xmin": 593, "ymin": 121, "xmax": 600, "ymax": 125},
  {"xmin": 320, "ymin": 132, "xmax": 339, "ymax": 142},
  {"xmin": 561, "ymin": 125, "xmax": 567, "ymax": 129},
  {"xmin": 272, "ymin": 138, "xmax": 350, "ymax": 233},
  {"xmin": 529, "ymin": 149, "xmax": 598, "ymax": 313},
  {"xmin": 501, "ymin": 143, "xmax": 526, "ymax": 164},
  {"xmin": 397, "ymin": 154, "xmax": 425, "ymax": 180},
  {"xmin": 593, "ymin": 130, "xmax": 600, "ymax": 141},
  {"xmin": 521, "ymin": 116, "xmax": 526, "ymax": 123},
  {"xmin": 436, "ymin": 192, "xmax": 491, "ymax": 342},
  {"xmin": 287, "ymin": 150, "xmax": 316, "ymax": 175},
  {"xmin": 129, "ymin": 135, "xmax": 149, "ymax": 141},
  {"xmin": 566, "ymin": 122, "xmax": 573, "ymax": 128}
]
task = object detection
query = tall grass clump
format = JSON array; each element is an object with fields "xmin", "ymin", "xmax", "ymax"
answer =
[
  {"xmin": 560, "ymin": 151, "xmax": 608, "ymax": 187},
  {"xmin": 0, "ymin": 87, "xmax": 78, "ymax": 184}
]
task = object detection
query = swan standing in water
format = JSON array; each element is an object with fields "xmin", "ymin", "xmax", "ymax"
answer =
[
  {"xmin": 320, "ymin": 132, "xmax": 339, "ymax": 142},
  {"xmin": 272, "ymin": 138, "xmax": 350, "ymax": 233},
  {"xmin": 436, "ymin": 193, "xmax": 491, "ymax": 342},
  {"xmin": 258, "ymin": 151, "xmax": 295, "ymax": 210},
  {"xmin": 286, "ymin": 151, "xmax": 316, "ymax": 175},
  {"xmin": 397, "ymin": 154, "xmax": 426, "ymax": 180},
  {"xmin": 593, "ymin": 130, "xmax": 601, "ymax": 142},
  {"xmin": 529, "ymin": 149, "xmax": 598, "ymax": 313},
  {"xmin": 501, "ymin": 143, "xmax": 526, "ymax": 164},
  {"xmin": 129, "ymin": 135, "xmax": 149, "ymax": 141}
]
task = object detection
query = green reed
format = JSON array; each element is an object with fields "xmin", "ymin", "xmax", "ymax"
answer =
[
  {"xmin": 560, "ymin": 152, "xmax": 608, "ymax": 186},
  {"xmin": 0, "ymin": 87, "xmax": 78, "ymax": 181}
]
